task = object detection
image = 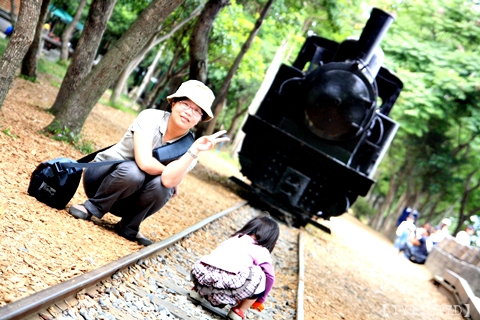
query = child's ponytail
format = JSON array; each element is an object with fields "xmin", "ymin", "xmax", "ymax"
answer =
[{"xmin": 232, "ymin": 216, "xmax": 280, "ymax": 252}]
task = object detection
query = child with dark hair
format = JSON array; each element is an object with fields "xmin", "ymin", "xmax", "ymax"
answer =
[{"xmin": 190, "ymin": 215, "xmax": 280, "ymax": 320}]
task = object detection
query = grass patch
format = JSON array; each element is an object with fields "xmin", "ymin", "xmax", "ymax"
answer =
[
  {"xmin": 0, "ymin": 37, "xmax": 67, "ymax": 84},
  {"xmin": 45, "ymin": 120, "xmax": 95, "ymax": 154},
  {"xmin": 0, "ymin": 37, "xmax": 7, "ymax": 55},
  {"xmin": 38, "ymin": 58, "xmax": 68, "ymax": 82},
  {"xmin": 100, "ymin": 89, "xmax": 140, "ymax": 116},
  {"xmin": 1, "ymin": 126, "xmax": 18, "ymax": 139}
]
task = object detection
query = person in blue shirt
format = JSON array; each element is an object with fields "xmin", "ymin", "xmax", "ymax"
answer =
[{"xmin": 403, "ymin": 227, "xmax": 431, "ymax": 264}]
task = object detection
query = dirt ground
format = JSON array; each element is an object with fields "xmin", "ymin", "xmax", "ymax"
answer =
[
  {"xmin": 0, "ymin": 75, "xmax": 460, "ymax": 319},
  {"xmin": 0, "ymin": 76, "xmax": 243, "ymax": 305}
]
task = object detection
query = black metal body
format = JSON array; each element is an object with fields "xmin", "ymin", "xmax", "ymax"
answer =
[{"xmin": 237, "ymin": 8, "xmax": 403, "ymax": 224}]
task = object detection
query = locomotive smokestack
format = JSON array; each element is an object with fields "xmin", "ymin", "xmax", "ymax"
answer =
[{"xmin": 354, "ymin": 8, "xmax": 394, "ymax": 65}]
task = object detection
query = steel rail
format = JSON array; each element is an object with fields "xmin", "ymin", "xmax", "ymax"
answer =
[
  {"xmin": 296, "ymin": 230, "xmax": 305, "ymax": 320},
  {"xmin": 0, "ymin": 201, "xmax": 247, "ymax": 320}
]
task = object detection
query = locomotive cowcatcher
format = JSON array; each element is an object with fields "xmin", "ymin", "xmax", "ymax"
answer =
[{"xmin": 234, "ymin": 8, "xmax": 403, "ymax": 230}]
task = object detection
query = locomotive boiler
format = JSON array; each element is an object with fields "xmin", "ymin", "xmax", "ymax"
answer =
[{"xmin": 235, "ymin": 8, "xmax": 403, "ymax": 229}]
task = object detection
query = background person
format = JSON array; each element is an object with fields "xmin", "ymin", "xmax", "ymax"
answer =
[
  {"xmin": 430, "ymin": 218, "xmax": 452, "ymax": 246},
  {"xmin": 396, "ymin": 206, "xmax": 413, "ymax": 227},
  {"xmin": 403, "ymin": 227, "xmax": 431, "ymax": 264},
  {"xmin": 68, "ymin": 80, "xmax": 229, "ymax": 246},
  {"xmin": 190, "ymin": 216, "xmax": 280, "ymax": 320},
  {"xmin": 455, "ymin": 225, "xmax": 475, "ymax": 246},
  {"xmin": 394, "ymin": 214, "xmax": 416, "ymax": 252}
]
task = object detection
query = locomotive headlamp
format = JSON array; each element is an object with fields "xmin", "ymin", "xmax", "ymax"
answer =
[{"xmin": 303, "ymin": 63, "xmax": 375, "ymax": 141}]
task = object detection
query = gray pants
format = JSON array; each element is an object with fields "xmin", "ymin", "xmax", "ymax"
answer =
[{"xmin": 82, "ymin": 161, "xmax": 174, "ymax": 239}]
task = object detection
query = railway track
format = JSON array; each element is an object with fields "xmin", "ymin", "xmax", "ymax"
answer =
[{"xmin": 0, "ymin": 201, "xmax": 304, "ymax": 320}]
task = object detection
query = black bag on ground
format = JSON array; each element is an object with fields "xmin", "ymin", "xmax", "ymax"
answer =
[
  {"xmin": 27, "ymin": 144, "xmax": 119, "ymax": 210},
  {"xmin": 28, "ymin": 158, "xmax": 85, "ymax": 209}
]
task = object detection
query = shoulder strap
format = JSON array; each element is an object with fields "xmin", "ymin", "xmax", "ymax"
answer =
[
  {"xmin": 77, "ymin": 144, "xmax": 116, "ymax": 163},
  {"xmin": 60, "ymin": 160, "xmax": 126, "ymax": 170},
  {"xmin": 70, "ymin": 130, "xmax": 195, "ymax": 169},
  {"xmin": 152, "ymin": 131, "xmax": 195, "ymax": 164}
]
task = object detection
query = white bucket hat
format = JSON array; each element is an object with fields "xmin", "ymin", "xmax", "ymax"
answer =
[
  {"xmin": 441, "ymin": 218, "xmax": 452, "ymax": 227},
  {"xmin": 166, "ymin": 80, "xmax": 215, "ymax": 122}
]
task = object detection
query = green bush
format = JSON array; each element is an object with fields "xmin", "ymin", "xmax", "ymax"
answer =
[
  {"xmin": 350, "ymin": 197, "xmax": 374, "ymax": 220},
  {"xmin": 46, "ymin": 120, "xmax": 94, "ymax": 154}
]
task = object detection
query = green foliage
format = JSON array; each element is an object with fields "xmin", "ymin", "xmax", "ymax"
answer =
[
  {"xmin": 351, "ymin": 197, "xmax": 374, "ymax": 221},
  {"xmin": 19, "ymin": 74, "xmax": 38, "ymax": 83},
  {"xmin": 76, "ymin": 139, "xmax": 95, "ymax": 154},
  {"xmin": 1, "ymin": 126, "xmax": 18, "ymax": 139},
  {"xmin": 56, "ymin": 59, "xmax": 70, "ymax": 68},
  {"xmin": 0, "ymin": 37, "xmax": 7, "ymax": 55},
  {"xmin": 46, "ymin": 121, "xmax": 94, "ymax": 154},
  {"xmin": 48, "ymin": 120, "xmax": 80, "ymax": 143},
  {"xmin": 100, "ymin": 90, "xmax": 140, "ymax": 116},
  {"xmin": 38, "ymin": 58, "xmax": 68, "ymax": 82},
  {"xmin": 367, "ymin": 0, "xmax": 480, "ymax": 227}
]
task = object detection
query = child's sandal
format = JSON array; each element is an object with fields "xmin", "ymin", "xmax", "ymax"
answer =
[{"xmin": 227, "ymin": 306, "xmax": 245, "ymax": 320}]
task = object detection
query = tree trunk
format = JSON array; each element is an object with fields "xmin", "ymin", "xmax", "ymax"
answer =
[
  {"xmin": 378, "ymin": 189, "xmax": 404, "ymax": 232},
  {"xmin": 130, "ymin": 44, "xmax": 165, "ymax": 106},
  {"xmin": 147, "ymin": 67, "xmax": 189, "ymax": 109},
  {"xmin": 144, "ymin": 46, "xmax": 188, "ymax": 108},
  {"xmin": 0, "ymin": 0, "xmax": 41, "ymax": 109},
  {"xmin": 189, "ymin": 0, "xmax": 229, "ymax": 82},
  {"xmin": 226, "ymin": 101, "xmax": 247, "ymax": 138},
  {"xmin": 50, "ymin": 0, "xmax": 117, "ymax": 116},
  {"xmin": 416, "ymin": 192, "xmax": 431, "ymax": 218},
  {"xmin": 157, "ymin": 76, "xmax": 184, "ymax": 111},
  {"xmin": 421, "ymin": 196, "xmax": 442, "ymax": 224},
  {"xmin": 371, "ymin": 174, "xmax": 398, "ymax": 230},
  {"xmin": 109, "ymin": 39, "xmax": 153, "ymax": 105},
  {"xmin": 9, "ymin": 0, "xmax": 17, "ymax": 27},
  {"xmin": 46, "ymin": 0, "xmax": 184, "ymax": 136},
  {"xmin": 188, "ymin": 0, "xmax": 230, "ymax": 136},
  {"xmin": 202, "ymin": 0, "xmax": 275, "ymax": 136},
  {"xmin": 20, "ymin": 0, "xmax": 50, "ymax": 80},
  {"xmin": 109, "ymin": 3, "xmax": 202, "ymax": 105},
  {"xmin": 454, "ymin": 169, "xmax": 480, "ymax": 234},
  {"xmin": 60, "ymin": 0, "xmax": 88, "ymax": 61}
]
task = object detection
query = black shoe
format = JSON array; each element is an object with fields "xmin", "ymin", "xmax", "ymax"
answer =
[
  {"xmin": 114, "ymin": 223, "xmax": 153, "ymax": 246},
  {"xmin": 69, "ymin": 204, "xmax": 92, "ymax": 220},
  {"xmin": 136, "ymin": 234, "xmax": 154, "ymax": 246}
]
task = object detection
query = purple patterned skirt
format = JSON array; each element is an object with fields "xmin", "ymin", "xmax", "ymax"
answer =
[{"xmin": 191, "ymin": 261, "xmax": 263, "ymax": 306}]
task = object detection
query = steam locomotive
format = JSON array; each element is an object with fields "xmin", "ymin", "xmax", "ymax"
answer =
[{"xmin": 234, "ymin": 8, "xmax": 403, "ymax": 230}]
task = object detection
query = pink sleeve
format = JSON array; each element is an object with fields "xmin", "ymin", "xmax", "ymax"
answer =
[{"xmin": 256, "ymin": 262, "xmax": 275, "ymax": 303}]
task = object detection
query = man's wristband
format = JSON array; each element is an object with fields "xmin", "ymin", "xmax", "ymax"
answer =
[{"xmin": 187, "ymin": 149, "xmax": 198, "ymax": 159}]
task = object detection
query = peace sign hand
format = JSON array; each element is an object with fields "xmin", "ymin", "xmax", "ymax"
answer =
[{"xmin": 191, "ymin": 130, "xmax": 230, "ymax": 153}]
